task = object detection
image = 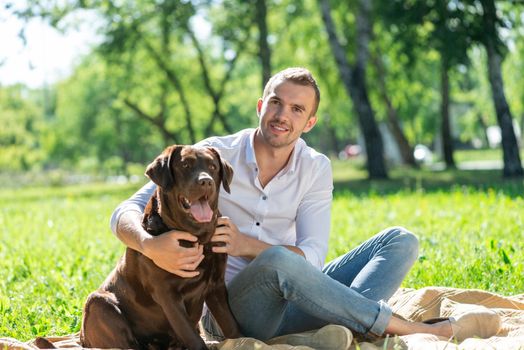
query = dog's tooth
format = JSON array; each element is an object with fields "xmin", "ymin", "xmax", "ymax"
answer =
[{"xmin": 181, "ymin": 197, "xmax": 191, "ymax": 209}]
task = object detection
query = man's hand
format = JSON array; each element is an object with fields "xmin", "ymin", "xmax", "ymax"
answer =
[
  {"xmin": 142, "ymin": 230, "xmax": 204, "ymax": 278},
  {"xmin": 211, "ymin": 216, "xmax": 306, "ymax": 259},
  {"xmin": 211, "ymin": 217, "xmax": 249, "ymax": 257},
  {"xmin": 211, "ymin": 216, "xmax": 273, "ymax": 259}
]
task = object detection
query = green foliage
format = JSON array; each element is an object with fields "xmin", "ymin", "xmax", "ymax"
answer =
[
  {"xmin": 0, "ymin": 85, "xmax": 47, "ymax": 171},
  {"xmin": 2, "ymin": 0, "xmax": 524, "ymax": 177},
  {"xmin": 47, "ymin": 54, "xmax": 161, "ymax": 173}
]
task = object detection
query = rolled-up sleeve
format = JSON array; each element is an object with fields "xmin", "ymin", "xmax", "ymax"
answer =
[
  {"xmin": 110, "ymin": 181, "xmax": 157, "ymax": 235},
  {"xmin": 295, "ymin": 159, "xmax": 333, "ymax": 269}
]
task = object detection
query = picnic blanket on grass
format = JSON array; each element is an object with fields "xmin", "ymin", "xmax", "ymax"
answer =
[{"xmin": 2, "ymin": 286, "xmax": 524, "ymax": 350}]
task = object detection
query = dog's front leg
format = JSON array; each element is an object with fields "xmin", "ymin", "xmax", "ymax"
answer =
[
  {"xmin": 206, "ymin": 283, "xmax": 242, "ymax": 339},
  {"xmin": 153, "ymin": 292, "xmax": 207, "ymax": 350}
]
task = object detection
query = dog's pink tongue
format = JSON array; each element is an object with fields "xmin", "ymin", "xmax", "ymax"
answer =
[{"xmin": 190, "ymin": 199, "xmax": 213, "ymax": 222}]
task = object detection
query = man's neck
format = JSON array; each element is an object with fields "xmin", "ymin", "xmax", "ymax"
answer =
[{"xmin": 253, "ymin": 129, "xmax": 295, "ymax": 187}]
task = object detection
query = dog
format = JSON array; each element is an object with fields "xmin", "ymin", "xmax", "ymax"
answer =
[{"xmin": 80, "ymin": 145, "xmax": 241, "ymax": 350}]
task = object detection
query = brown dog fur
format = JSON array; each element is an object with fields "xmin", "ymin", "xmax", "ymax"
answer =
[{"xmin": 79, "ymin": 145, "xmax": 241, "ymax": 350}]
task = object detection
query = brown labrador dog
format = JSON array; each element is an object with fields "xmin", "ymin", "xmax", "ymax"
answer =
[{"xmin": 80, "ymin": 145, "xmax": 241, "ymax": 350}]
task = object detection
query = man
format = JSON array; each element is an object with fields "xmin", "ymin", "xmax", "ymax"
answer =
[{"xmin": 110, "ymin": 67, "xmax": 487, "ymax": 346}]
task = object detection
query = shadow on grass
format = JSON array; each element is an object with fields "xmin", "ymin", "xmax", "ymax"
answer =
[{"xmin": 334, "ymin": 167, "xmax": 524, "ymax": 198}]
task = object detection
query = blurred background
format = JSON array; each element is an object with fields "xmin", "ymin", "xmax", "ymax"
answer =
[{"xmin": 1, "ymin": 0, "xmax": 523, "ymax": 186}]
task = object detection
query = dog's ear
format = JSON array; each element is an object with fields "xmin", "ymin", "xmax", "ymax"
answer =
[
  {"xmin": 145, "ymin": 145, "xmax": 180, "ymax": 189},
  {"xmin": 209, "ymin": 147, "xmax": 234, "ymax": 194}
]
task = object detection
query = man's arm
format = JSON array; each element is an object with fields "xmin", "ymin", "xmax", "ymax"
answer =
[
  {"xmin": 294, "ymin": 159, "xmax": 333, "ymax": 269},
  {"xmin": 111, "ymin": 182, "xmax": 204, "ymax": 277}
]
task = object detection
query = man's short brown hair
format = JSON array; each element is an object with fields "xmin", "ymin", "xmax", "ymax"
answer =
[{"xmin": 262, "ymin": 67, "xmax": 321, "ymax": 117}]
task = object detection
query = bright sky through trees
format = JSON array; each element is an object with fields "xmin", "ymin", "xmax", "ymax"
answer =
[{"xmin": 0, "ymin": 7, "xmax": 100, "ymax": 88}]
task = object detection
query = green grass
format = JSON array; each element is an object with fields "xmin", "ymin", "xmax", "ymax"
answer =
[
  {"xmin": 453, "ymin": 148, "xmax": 506, "ymax": 162},
  {"xmin": 1, "ymin": 161, "xmax": 523, "ymax": 341},
  {"xmin": 0, "ymin": 182, "xmax": 141, "ymax": 339},
  {"xmin": 329, "ymin": 189, "xmax": 523, "ymax": 292}
]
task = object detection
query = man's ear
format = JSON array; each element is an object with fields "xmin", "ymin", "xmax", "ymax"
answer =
[
  {"xmin": 256, "ymin": 98, "xmax": 263, "ymax": 117},
  {"xmin": 303, "ymin": 115, "xmax": 318, "ymax": 133},
  {"xmin": 145, "ymin": 145, "xmax": 180, "ymax": 189},
  {"xmin": 209, "ymin": 147, "xmax": 234, "ymax": 194}
]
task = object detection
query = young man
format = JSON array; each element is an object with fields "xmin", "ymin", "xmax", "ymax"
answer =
[{"xmin": 110, "ymin": 67, "xmax": 492, "ymax": 346}]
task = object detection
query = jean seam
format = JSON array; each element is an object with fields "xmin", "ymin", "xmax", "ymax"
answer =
[
  {"xmin": 279, "ymin": 270, "xmax": 376, "ymax": 335},
  {"xmin": 330, "ymin": 239, "xmax": 384, "ymax": 272}
]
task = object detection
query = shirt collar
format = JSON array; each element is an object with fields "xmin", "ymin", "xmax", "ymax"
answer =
[
  {"xmin": 245, "ymin": 129, "xmax": 258, "ymax": 168},
  {"xmin": 245, "ymin": 128, "xmax": 304, "ymax": 176}
]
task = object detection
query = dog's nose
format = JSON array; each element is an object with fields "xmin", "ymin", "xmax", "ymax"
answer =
[{"xmin": 198, "ymin": 172, "xmax": 213, "ymax": 188}]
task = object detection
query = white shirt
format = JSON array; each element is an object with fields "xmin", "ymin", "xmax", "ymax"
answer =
[{"xmin": 110, "ymin": 128, "xmax": 333, "ymax": 284}]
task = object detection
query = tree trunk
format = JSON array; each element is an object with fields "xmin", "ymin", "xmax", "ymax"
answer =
[
  {"xmin": 319, "ymin": 0, "xmax": 387, "ymax": 179},
  {"xmin": 255, "ymin": 0, "xmax": 271, "ymax": 92},
  {"xmin": 440, "ymin": 57, "xmax": 455, "ymax": 168},
  {"xmin": 371, "ymin": 52, "xmax": 416, "ymax": 166},
  {"xmin": 481, "ymin": 0, "xmax": 523, "ymax": 177}
]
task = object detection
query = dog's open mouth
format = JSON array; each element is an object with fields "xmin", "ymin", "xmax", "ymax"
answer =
[{"xmin": 179, "ymin": 195, "xmax": 213, "ymax": 223}]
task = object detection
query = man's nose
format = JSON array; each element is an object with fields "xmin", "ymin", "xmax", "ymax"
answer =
[{"xmin": 274, "ymin": 105, "xmax": 290, "ymax": 120}]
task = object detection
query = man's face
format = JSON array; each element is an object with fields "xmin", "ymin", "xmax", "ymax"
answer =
[{"xmin": 257, "ymin": 80, "xmax": 317, "ymax": 149}]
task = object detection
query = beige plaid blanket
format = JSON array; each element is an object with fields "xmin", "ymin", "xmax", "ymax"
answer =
[{"xmin": 2, "ymin": 287, "xmax": 523, "ymax": 350}]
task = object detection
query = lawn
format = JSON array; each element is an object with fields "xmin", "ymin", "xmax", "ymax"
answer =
[{"xmin": 0, "ymin": 160, "xmax": 523, "ymax": 341}]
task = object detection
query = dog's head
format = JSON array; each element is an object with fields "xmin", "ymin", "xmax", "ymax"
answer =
[{"xmin": 145, "ymin": 145, "xmax": 233, "ymax": 230}]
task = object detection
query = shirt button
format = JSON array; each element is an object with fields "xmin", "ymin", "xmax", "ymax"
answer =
[
  {"xmin": 262, "ymin": 195, "xmax": 267, "ymax": 200},
  {"xmin": 256, "ymin": 222, "xmax": 260, "ymax": 226}
]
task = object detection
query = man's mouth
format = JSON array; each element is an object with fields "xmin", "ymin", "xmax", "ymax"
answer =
[
  {"xmin": 270, "ymin": 122, "xmax": 290, "ymax": 133},
  {"xmin": 179, "ymin": 195, "xmax": 213, "ymax": 223}
]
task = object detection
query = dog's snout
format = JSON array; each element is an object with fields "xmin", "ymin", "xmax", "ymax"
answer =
[{"xmin": 198, "ymin": 172, "xmax": 213, "ymax": 187}]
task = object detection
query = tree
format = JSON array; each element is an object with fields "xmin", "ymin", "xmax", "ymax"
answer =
[
  {"xmin": 477, "ymin": 0, "xmax": 523, "ymax": 177},
  {"xmin": 318, "ymin": 0, "xmax": 388, "ymax": 179},
  {"xmin": 377, "ymin": 0, "xmax": 475, "ymax": 169},
  {"xmin": 15, "ymin": 0, "xmax": 255, "ymax": 145},
  {"xmin": 254, "ymin": 0, "xmax": 272, "ymax": 89},
  {"xmin": 370, "ymin": 44, "xmax": 417, "ymax": 166},
  {"xmin": 0, "ymin": 84, "xmax": 46, "ymax": 171},
  {"xmin": 50, "ymin": 55, "xmax": 159, "ymax": 172}
]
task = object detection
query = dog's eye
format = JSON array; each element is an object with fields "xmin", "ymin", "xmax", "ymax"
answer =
[
  {"xmin": 209, "ymin": 164, "xmax": 217, "ymax": 171},
  {"xmin": 182, "ymin": 162, "xmax": 190, "ymax": 168}
]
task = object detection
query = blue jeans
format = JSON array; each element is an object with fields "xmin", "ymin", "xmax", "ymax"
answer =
[{"xmin": 202, "ymin": 226, "xmax": 419, "ymax": 340}]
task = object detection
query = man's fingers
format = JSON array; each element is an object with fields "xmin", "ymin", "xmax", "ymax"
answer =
[
  {"xmin": 214, "ymin": 226, "xmax": 229, "ymax": 235},
  {"xmin": 167, "ymin": 230, "xmax": 198, "ymax": 242},
  {"xmin": 187, "ymin": 254, "xmax": 205, "ymax": 268},
  {"xmin": 173, "ymin": 269, "xmax": 200, "ymax": 278},
  {"xmin": 177, "ymin": 255, "xmax": 201, "ymax": 265},
  {"xmin": 212, "ymin": 246, "xmax": 228, "ymax": 254},
  {"xmin": 216, "ymin": 216, "xmax": 230, "ymax": 226},
  {"xmin": 211, "ymin": 233, "xmax": 229, "ymax": 242}
]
